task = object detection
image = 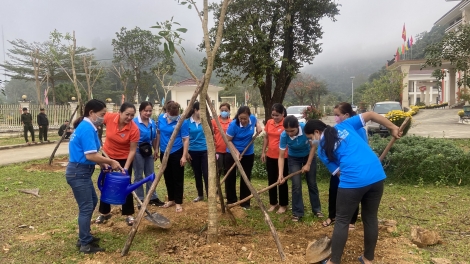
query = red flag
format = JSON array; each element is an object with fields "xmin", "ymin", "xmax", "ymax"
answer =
[
  {"xmin": 402, "ymin": 24, "xmax": 406, "ymax": 41},
  {"xmin": 410, "ymin": 36, "xmax": 413, "ymax": 47},
  {"xmin": 44, "ymin": 88, "xmax": 49, "ymax": 105},
  {"xmin": 402, "ymin": 43, "xmax": 405, "ymax": 54}
]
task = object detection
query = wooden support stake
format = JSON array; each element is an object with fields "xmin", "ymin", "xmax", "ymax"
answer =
[
  {"xmin": 49, "ymin": 105, "xmax": 79, "ymax": 165},
  {"xmin": 219, "ymin": 131, "xmax": 261, "ymax": 185},
  {"xmin": 121, "ymin": 79, "xmax": 204, "ymax": 256},
  {"xmin": 228, "ymin": 170, "xmax": 302, "ymax": 208},
  {"xmin": 205, "ymin": 96, "xmax": 285, "ymax": 261}
]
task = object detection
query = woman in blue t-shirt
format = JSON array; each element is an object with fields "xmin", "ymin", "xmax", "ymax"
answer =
[
  {"xmin": 278, "ymin": 115, "xmax": 322, "ymax": 222},
  {"xmin": 225, "ymin": 106, "xmax": 262, "ymax": 210},
  {"xmin": 132, "ymin": 101, "xmax": 164, "ymax": 206},
  {"xmin": 304, "ymin": 112, "xmax": 401, "ymax": 264},
  {"xmin": 184, "ymin": 102, "xmax": 209, "ymax": 202},
  {"xmin": 323, "ymin": 102, "xmax": 367, "ymax": 228},
  {"xmin": 156, "ymin": 101, "xmax": 189, "ymax": 213},
  {"xmin": 66, "ymin": 99, "xmax": 123, "ymax": 254}
]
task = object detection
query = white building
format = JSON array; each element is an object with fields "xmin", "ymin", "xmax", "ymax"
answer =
[{"xmin": 169, "ymin": 79, "xmax": 224, "ymax": 113}]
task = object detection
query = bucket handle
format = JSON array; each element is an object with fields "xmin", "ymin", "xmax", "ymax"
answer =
[{"xmin": 97, "ymin": 170, "xmax": 105, "ymax": 191}]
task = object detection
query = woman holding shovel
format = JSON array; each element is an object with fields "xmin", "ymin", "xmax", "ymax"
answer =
[
  {"xmin": 66, "ymin": 99, "xmax": 123, "ymax": 254},
  {"xmin": 225, "ymin": 106, "xmax": 263, "ymax": 210},
  {"xmin": 260, "ymin": 103, "xmax": 289, "ymax": 214},
  {"xmin": 304, "ymin": 112, "xmax": 401, "ymax": 264},
  {"xmin": 322, "ymin": 102, "xmax": 367, "ymax": 229},
  {"xmin": 278, "ymin": 115, "xmax": 322, "ymax": 222}
]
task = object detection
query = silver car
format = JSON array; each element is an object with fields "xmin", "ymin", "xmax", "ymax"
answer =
[
  {"xmin": 367, "ymin": 101, "xmax": 402, "ymax": 136},
  {"xmin": 286, "ymin": 105, "xmax": 309, "ymax": 124}
]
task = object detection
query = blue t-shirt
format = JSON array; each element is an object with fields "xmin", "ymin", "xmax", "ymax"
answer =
[
  {"xmin": 279, "ymin": 122, "xmax": 311, "ymax": 157},
  {"xmin": 157, "ymin": 113, "xmax": 189, "ymax": 154},
  {"xmin": 134, "ymin": 115, "xmax": 157, "ymax": 154},
  {"xmin": 185, "ymin": 117, "xmax": 207, "ymax": 151},
  {"xmin": 69, "ymin": 117, "xmax": 101, "ymax": 165},
  {"xmin": 226, "ymin": 114, "xmax": 257, "ymax": 155},
  {"xmin": 317, "ymin": 114, "xmax": 386, "ymax": 188}
]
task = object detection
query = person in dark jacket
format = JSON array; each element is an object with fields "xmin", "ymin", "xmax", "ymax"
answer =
[
  {"xmin": 37, "ymin": 108, "xmax": 49, "ymax": 143},
  {"xmin": 58, "ymin": 120, "xmax": 73, "ymax": 139},
  {"xmin": 21, "ymin": 107, "xmax": 36, "ymax": 145}
]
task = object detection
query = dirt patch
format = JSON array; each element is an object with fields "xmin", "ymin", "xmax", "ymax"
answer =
[
  {"xmin": 86, "ymin": 201, "xmax": 424, "ymax": 264},
  {"xmin": 24, "ymin": 157, "xmax": 78, "ymax": 173}
]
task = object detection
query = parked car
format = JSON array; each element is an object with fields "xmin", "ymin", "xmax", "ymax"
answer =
[
  {"xmin": 286, "ymin": 105, "xmax": 309, "ymax": 124},
  {"xmin": 367, "ymin": 101, "xmax": 402, "ymax": 136}
]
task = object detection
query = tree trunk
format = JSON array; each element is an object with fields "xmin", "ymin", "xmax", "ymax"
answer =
[
  {"xmin": 32, "ymin": 49, "xmax": 42, "ymax": 107},
  {"xmin": 51, "ymin": 77, "xmax": 56, "ymax": 106},
  {"xmin": 71, "ymin": 31, "xmax": 83, "ymax": 114}
]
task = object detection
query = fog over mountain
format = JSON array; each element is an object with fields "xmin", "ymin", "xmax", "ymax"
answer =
[{"xmin": 0, "ymin": 0, "xmax": 458, "ymax": 94}]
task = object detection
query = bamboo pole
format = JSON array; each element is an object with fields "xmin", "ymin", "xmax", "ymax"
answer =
[
  {"xmin": 227, "ymin": 170, "xmax": 302, "ymax": 208},
  {"xmin": 121, "ymin": 79, "xmax": 203, "ymax": 256},
  {"xmin": 205, "ymin": 96, "xmax": 286, "ymax": 261},
  {"xmin": 219, "ymin": 131, "xmax": 261, "ymax": 185},
  {"xmin": 48, "ymin": 105, "xmax": 79, "ymax": 165}
]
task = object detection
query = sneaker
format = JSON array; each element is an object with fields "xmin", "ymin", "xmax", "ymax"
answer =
[
  {"xmin": 76, "ymin": 236, "xmax": 100, "ymax": 248},
  {"xmin": 149, "ymin": 198, "xmax": 165, "ymax": 206},
  {"xmin": 79, "ymin": 243, "xmax": 105, "ymax": 254},
  {"xmin": 193, "ymin": 196, "xmax": 204, "ymax": 202}
]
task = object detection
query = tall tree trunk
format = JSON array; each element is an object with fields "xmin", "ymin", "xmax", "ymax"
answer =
[
  {"xmin": 70, "ymin": 31, "xmax": 83, "ymax": 114},
  {"xmin": 32, "ymin": 49, "xmax": 42, "ymax": 107},
  {"xmin": 51, "ymin": 77, "xmax": 56, "ymax": 105}
]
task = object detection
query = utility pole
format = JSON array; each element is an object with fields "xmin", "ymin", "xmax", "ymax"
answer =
[{"xmin": 350, "ymin": 76, "xmax": 355, "ymax": 105}]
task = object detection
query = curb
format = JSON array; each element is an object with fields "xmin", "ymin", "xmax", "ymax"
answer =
[{"xmin": 0, "ymin": 140, "xmax": 61, "ymax": 151}]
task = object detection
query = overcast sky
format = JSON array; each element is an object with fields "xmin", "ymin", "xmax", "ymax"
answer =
[{"xmin": 0, "ymin": 0, "xmax": 459, "ymax": 68}]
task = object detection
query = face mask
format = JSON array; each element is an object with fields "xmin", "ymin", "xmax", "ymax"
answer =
[
  {"xmin": 220, "ymin": 111, "xmax": 229, "ymax": 118},
  {"xmin": 92, "ymin": 114, "xmax": 104, "ymax": 127},
  {"xmin": 334, "ymin": 115, "xmax": 342, "ymax": 124},
  {"xmin": 168, "ymin": 115, "xmax": 178, "ymax": 121}
]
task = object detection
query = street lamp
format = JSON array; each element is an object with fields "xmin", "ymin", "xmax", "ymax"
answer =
[
  {"xmin": 350, "ymin": 76, "xmax": 355, "ymax": 105},
  {"xmin": 21, "ymin": 95, "xmax": 27, "ymax": 102}
]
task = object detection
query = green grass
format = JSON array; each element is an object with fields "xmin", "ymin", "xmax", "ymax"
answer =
[
  {"xmin": 1, "ymin": 158, "xmax": 470, "ymax": 263},
  {"xmin": 0, "ymin": 134, "xmax": 62, "ymax": 146}
]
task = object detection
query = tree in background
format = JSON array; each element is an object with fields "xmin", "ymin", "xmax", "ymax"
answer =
[
  {"xmin": 206, "ymin": 0, "xmax": 339, "ymax": 121},
  {"xmin": 411, "ymin": 25, "xmax": 445, "ymax": 60},
  {"xmin": 361, "ymin": 70, "xmax": 404, "ymax": 105},
  {"xmin": 1, "ymin": 39, "xmax": 94, "ymax": 105},
  {"xmin": 288, "ymin": 73, "xmax": 328, "ymax": 107},
  {"xmin": 424, "ymin": 24, "xmax": 470, "ymax": 104},
  {"xmin": 112, "ymin": 27, "xmax": 170, "ymax": 102}
]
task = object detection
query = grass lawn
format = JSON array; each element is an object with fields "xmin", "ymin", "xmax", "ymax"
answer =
[
  {"xmin": 0, "ymin": 134, "xmax": 62, "ymax": 146},
  {"xmin": 0, "ymin": 157, "xmax": 469, "ymax": 263}
]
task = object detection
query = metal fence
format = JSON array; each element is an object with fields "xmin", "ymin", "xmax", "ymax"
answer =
[{"xmin": 0, "ymin": 104, "xmax": 71, "ymax": 131}]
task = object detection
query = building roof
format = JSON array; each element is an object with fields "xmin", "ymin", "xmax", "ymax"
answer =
[
  {"xmin": 435, "ymin": 0, "xmax": 468, "ymax": 26},
  {"xmin": 175, "ymin": 79, "xmax": 199, "ymax": 86},
  {"xmin": 171, "ymin": 78, "xmax": 224, "ymax": 92}
]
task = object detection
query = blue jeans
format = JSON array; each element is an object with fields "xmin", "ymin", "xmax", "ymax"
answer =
[
  {"xmin": 288, "ymin": 155, "xmax": 321, "ymax": 217},
  {"xmin": 65, "ymin": 162, "xmax": 98, "ymax": 246},
  {"xmin": 133, "ymin": 151, "xmax": 158, "ymax": 200}
]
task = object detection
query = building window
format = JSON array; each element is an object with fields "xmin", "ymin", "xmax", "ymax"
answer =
[{"xmin": 409, "ymin": 81, "xmax": 414, "ymax": 92}]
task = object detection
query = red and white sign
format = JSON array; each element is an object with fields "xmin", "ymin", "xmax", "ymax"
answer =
[{"xmin": 419, "ymin": 86, "xmax": 427, "ymax": 92}]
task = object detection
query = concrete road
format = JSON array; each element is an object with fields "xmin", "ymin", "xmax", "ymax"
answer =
[
  {"xmin": 407, "ymin": 109, "xmax": 469, "ymax": 138},
  {"xmin": 0, "ymin": 142, "xmax": 69, "ymax": 166}
]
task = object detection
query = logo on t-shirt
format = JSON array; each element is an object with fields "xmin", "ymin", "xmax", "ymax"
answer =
[{"xmin": 121, "ymin": 133, "xmax": 125, "ymax": 137}]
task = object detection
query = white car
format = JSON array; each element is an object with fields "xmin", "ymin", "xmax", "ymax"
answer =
[
  {"xmin": 367, "ymin": 101, "xmax": 402, "ymax": 136},
  {"xmin": 286, "ymin": 105, "xmax": 309, "ymax": 124}
]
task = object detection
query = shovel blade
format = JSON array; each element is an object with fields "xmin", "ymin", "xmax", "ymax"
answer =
[
  {"xmin": 306, "ymin": 236, "xmax": 332, "ymax": 263},
  {"xmin": 144, "ymin": 212, "xmax": 171, "ymax": 229}
]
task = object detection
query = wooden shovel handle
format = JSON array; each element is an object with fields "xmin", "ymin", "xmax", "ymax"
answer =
[{"xmin": 379, "ymin": 117, "xmax": 410, "ymax": 162}]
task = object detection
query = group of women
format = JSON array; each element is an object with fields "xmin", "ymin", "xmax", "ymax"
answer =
[{"xmin": 67, "ymin": 98, "xmax": 400, "ymax": 263}]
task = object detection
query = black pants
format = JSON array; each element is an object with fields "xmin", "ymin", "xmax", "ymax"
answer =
[
  {"xmin": 328, "ymin": 175, "xmax": 359, "ymax": 223},
  {"xmin": 39, "ymin": 125, "xmax": 48, "ymax": 141},
  {"xmin": 224, "ymin": 153, "xmax": 254, "ymax": 207},
  {"xmin": 330, "ymin": 180, "xmax": 384, "ymax": 263},
  {"xmin": 216, "ymin": 152, "xmax": 227, "ymax": 177},
  {"xmin": 98, "ymin": 159, "xmax": 135, "ymax": 215},
  {"xmin": 266, "ymin": 157, "xmax": 288, "ymax": 206},
  {"xmin": 189, "ymin": 150, "xmax": 208, "ymax": 197},
  {"xmin": 23, "ymin": 124, "xmax": 35, "ymax": 142},
  {"xmin": 160, "ymin": 148, "xmax": 185, "ymax": 204}
]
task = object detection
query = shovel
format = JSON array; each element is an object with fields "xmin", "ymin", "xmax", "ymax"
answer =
[
  {"xmin": 305, "ymin": 117, "xmax": 410, "ymax": 262},
  {"xmin": 132, "ymin": 192, "xmax": 171, "ymax": 229}
]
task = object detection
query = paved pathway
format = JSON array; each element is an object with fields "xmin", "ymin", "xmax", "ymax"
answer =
[{"xmin": 0, "ymin": 142, "xmax": 69, "ymax": 166}]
